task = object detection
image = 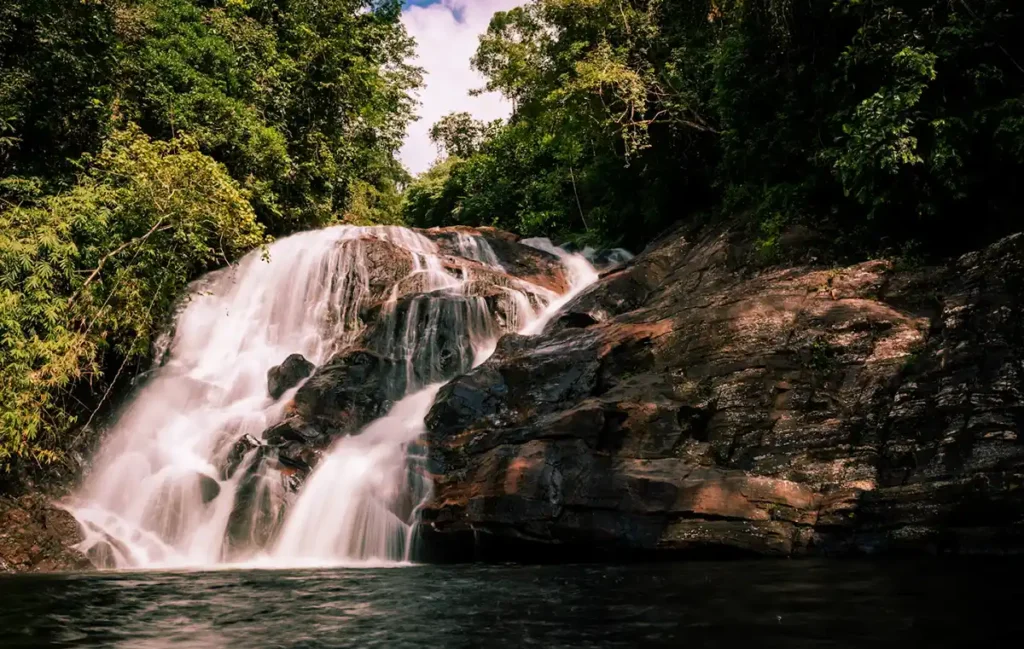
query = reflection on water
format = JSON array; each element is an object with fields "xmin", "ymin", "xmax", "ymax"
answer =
[{"xmin": 1, "ymin": 561, "xmax": 1021, "ymax": 648}]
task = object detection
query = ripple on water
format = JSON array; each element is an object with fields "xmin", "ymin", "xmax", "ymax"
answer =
[{"xmin": 1, "ymin": 560, "xmax": 1023, "ymax": 648}]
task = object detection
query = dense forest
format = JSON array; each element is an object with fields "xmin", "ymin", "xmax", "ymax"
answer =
[
  {"xmin": 0, "ymin": 0, "xmax": 419, "ymax": 470},
  {"xmin": 405, "ymin": 0, "xmax": 1024, "ymax": 256},
  {"xmin": 2, "ymin": 0, "xmax": 1023, "ymax": 471}
]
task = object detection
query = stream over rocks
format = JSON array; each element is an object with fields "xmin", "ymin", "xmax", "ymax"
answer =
[
  {"xmin": 67, "ymin": 226, "xmax": 600, "ymax": 569},
  {"xmin": 25, "ymin": 221, "xmax": 1024, "ymax": 570}
]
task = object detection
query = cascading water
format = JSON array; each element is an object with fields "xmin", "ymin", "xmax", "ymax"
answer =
[
  {"xmin": 519, "ymin": 238, "xmax": 600, "ymax": 334},
  {"xmin": 69, "ymin": 226, "xmax": 597, "ymax": 569}
]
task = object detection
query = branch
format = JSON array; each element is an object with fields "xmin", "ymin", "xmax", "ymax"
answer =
[
  {"xmin": 80, "ymin": 246, "xmax": 175, "ymax": 434},
  {"xmin": 80, "ymin": 341, "xmax": 133, "ymax": 435},
  {"xmin": 959, "ymin": 0, "xmax": 1024, "ymax": 76},
  {"xmin": 67, "ymin": 218, "xmax": 171, "ymax": 308},
  {"xmin": 569, "ymin": 165, "xmax": 589, "ymax": 231},
  {"xmin": 627, "ymin": 110, "xmax": 721, "ymax": 134}
]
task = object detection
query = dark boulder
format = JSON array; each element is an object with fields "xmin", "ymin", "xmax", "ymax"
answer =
[
  {"xmin": 223, "ymin": 433, "xmax": 266, "ymax": 480},
  {"xmin": 252, "ymin": 348, "xmax": 416, "ymax": 480},
  {"xmin": 225, "ymin": 469, "xmax": 288, "ymax": 556},
  {"xmin": 419, "ymin": 227, "xmax": 1024, "ymax": 559},
  {"xmin": 221, "ymin": 438, "xmax": 292, "ymax": 556},
  {"xmin": 587, "ymin": 248, "xmax": 634, "ymax": 272},
  {"xmin": 197, "ymin": 473, "xmax": 221, "ymax": 504},
  {"xmin": 292, "ymin": 349, "xmax": 411, "ymax": 438},
  {"xmin": 263, "ymin": 418, "xmax": 322, "ymax": 476},
  {"xmin": 362, "ymin": 290, "xmax": 499, "ymax": 383},
  {"xmin": 81, "ymin": 529, "xmax": 133, "ymax": 569},
  {"xmin": 350, "ymin": 235, "xmax": 416, "ymax": 300},
  {"xmin": 267, "ymin": 354, "xmax": 315, "ymax": 400}
]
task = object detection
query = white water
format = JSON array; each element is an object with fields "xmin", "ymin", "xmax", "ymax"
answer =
[
  {"xmin": 70, "ymin": 226, "xmax": 597, "ymax": 569},
  {"xmin": 519, "ymin": 238, "xmax": 599, "ymax": 335}
]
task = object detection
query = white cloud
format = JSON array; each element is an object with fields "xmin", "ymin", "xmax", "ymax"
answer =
[{"xmin": 400, "ymin": 0, "xmax": 526, "ymax": 176}]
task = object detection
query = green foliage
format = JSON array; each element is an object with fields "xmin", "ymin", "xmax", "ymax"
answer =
[
  {"xmin": 402, "ymin": 157, "xmax": 470, "ymax": 229},
  {"xmin": 713, "ymin": 0, "xmax": 1024, "ymax": 254},
  {"xmin": 1, "ymin": 0, "xmax": 419, "ymax": 229},
  {"xmin": 406, "ymin": 0, "xmax": 1024, "ymax": 257},
  {"xmin": 1, "ymin": 126, "xmax": 264, "ymax": 466},
  {"xmin": 429, "ymin": 112, "xmax": 501, "ymax": 160},
  {"xmin": 835, "ymin": 47, "xmax": 938, "ymax": 180},
  {"xmin": 406, "ymin": 0, "xmax": 722, "ymax": 248},
  {"xmin": 0, "ymin": 0, "xmax": 118, "ymax": 179},
  {"xmin": 0, "ymin": 0, "xmax": 420, "ymax": 469},
  {"xmin": 120, "ymin": 0, "xmax": 420, "ymax": 232}
]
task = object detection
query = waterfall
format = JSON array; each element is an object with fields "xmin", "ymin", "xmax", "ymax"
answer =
[
  {"xmin": 519, "ymin": 238, "xmax": 599, "ymax": 335},
  {"xmin": 69, "ymin": 226, "xmax": 597, "ymax": 569}
]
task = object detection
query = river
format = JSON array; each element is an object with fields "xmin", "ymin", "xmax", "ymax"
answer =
[{"xmin": 2, "ymin": 560, "xmax": 1021, "ymax": 648}]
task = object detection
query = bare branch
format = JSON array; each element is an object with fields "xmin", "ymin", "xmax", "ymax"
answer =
[{"xmin": 67, "ymin": 218, "xmax": 171, "ymax": 308}]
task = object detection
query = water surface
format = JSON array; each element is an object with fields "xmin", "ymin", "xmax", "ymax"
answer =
[{"xmin": 2, "ymin": 560, "xmax": 1020, "ymax": 648}]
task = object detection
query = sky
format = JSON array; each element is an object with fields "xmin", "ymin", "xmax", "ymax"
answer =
[{"xmin": 399, "ymin": 0, "xmax": 526, "ymax": 176}]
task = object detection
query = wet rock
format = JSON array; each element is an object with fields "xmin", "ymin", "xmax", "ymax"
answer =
[
  {"xmin": 586, "ymin": 248, "xmax": 634, "ymax": 271},
  {"xmin": 292, "ymin": 349, "xmax": 411, "ymax": 438},
  {"xmin": 487, "ymin": 238, "xmax": 570, "ymax": 294},
  {"xmin": 223, "ymin": 433, "xmax": 266, "ymax": 480},
  {"xmin": 0, "ymin": 495, "xmax": 91, "ymax": 572},
  {"xmin": 83, "ymin": 529, "xmax": 132, "ymax": 569},
  {"xmin": 254, "ymin": 225, "xmax": 576, "ymax": 479},
  {"xmin": 216, "ymin": 434, "xmax": 295, "ymax": 557},
  {"xmin": 267, "ymin": 354, "xmax": 315, "ymax": 399},
  {"xmin": 220, "ymin": 437, "xmax": 296, "ymax": 556},
  {"xmin": 422, "ymin": 226, "xmax": 570, "ymax": 294},
  {"xmin": 341, "ymin": 236, "xmax": 416, "ymax": 303},
  {"xmin": 370, "ymin": 266, "xmax": 551, "ymax": 336},
  {"xmin": 253, "ymin": 347, "xmax": 420, "ymax": 482},
  {"xmin": 321, "ymin": 235, "xmax": 418, "ymax": 339},
  {"xmin": 263, "ymin": 419, "xmax": 322, "ymax": 446},
  {"xmin": 84, "ymin": 540, "xmax": 116, "ymax": 569},
  {"xmin": 225, "ymin": 469, "xmax": 288, "ymax": 555},
  {"xmin": 420, "ymin": 227, "xmax": 1024, "ymax": 558},
  {"xmin": 256, "ymin": 273, "xmax": 548, "ymax": 491},
  {"xmin": 198, "ymin": 474, "xmax": 221, "ymax": 504},
  {"xmin": 363, "ymin": 290, "xmax": 499, "ymax": 381}
]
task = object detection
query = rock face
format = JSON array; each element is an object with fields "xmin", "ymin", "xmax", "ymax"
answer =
[
  {"xmin": 0, "ymin": 495, "xmax": 90, "ymax": 572},
  {"xmin": 251, "ymin": 227, "xmax": 566, "ymax": 485},
  {"xmin": 16, "ymin": 223, "xmax": 1024, "ymax": 570},
  {"xmin": 420, "ymin": 228, "xmax": 1024, "ymax": 557},
  {"xmin": 267, "ymin": 354, "xmax": 315, "ymax": 399},
  {"xmin": 293, "ymin": 350, "xmax": 409, "ymax": 438}
]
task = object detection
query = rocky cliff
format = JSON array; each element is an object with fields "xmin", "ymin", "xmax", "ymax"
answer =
[
  {"xmin": 5, "ymin": 224, "xmax": 1024, "ymax": 571},
  {"xmin": 420, "ymin": 227, "xmax": 1024, "ymax": 557}
]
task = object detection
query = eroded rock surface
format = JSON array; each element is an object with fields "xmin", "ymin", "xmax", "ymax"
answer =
[
  {"xmin": 420, "ymin": 228, "xmax": 1024, "ymax": 557},
  {"xmin": 0, "ymin": 495, "xmax": 90, "ymax": 572}
]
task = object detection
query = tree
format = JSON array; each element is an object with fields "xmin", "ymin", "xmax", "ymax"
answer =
[
  {"xmin": 118, "ymin": 0, "xmax": 421, "ymax": 233},
  {"xmin": 1, "ymin": 126, "xmax": 264, "ymax": 466},
  {"xmin": 0, "ymin": 0, "xmax": 118, "ymax": 182},
  {"xmin": 429, "ymin": 112, "xmax": 499, "ymax": 160},
  {"xmin": 407, "ymin": 0, "xmax": 721, "ymax": 248},
  {"xmin": 0, "ymin": 0, "xmax": 423, "ymax": 469},
  {"xmin": 406, "ymin": 0, "xmax": 1024, "ymax": 257}
]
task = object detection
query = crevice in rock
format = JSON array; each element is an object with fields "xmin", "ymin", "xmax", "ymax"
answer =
[{"xmin": 558, "ymin": 312, "xmax": 601, "ymax": 329}]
